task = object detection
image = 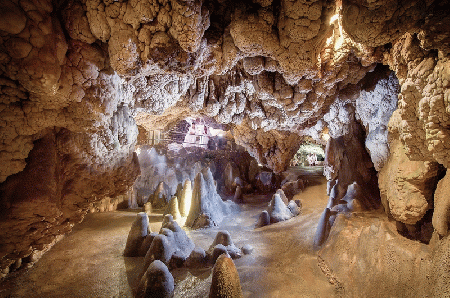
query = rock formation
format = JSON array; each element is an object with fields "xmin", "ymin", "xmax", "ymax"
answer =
[
  {"xmin": 379, "ymin": 139, "xmax": 440, "ymax": 225},
  {"xmin": 185, "ymin": 168, "xmax": 233, "ymax": 229},
  {"xmin": 207, "ymin": 230, "xmax": 241, "ymax": 260},
  {"xmin": 164, "ymin": 196, "xmax": 181, "ymax": 220},
  {"xmin": 136, "ymin": 260, "xmax": 175, "ymax": 298},
  {"xmin": 124, "ymin": 212, "xmax": 151, "ymax": 257},
  {"xmin": 0, "ymin": 0, "xmax": 450, "ymax": 283},
  {"xmin": 143, "ymin": 215, "xmax": 195, "ymax": 270},
  {"xmin": 179, "ymin": 179, "xmax": 193, "ymax": 217},
  {"xmin": 209, "ymin": 254, "xmax": 244, "ymax": 298}
]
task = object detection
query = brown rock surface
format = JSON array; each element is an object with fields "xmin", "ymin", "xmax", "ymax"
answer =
[
  {"xmin": 379, "ymin": 139, "xmax": 440, "ymax": 225},
  {"xmin": 209, "ymin": 254, "xmax": 243, "ymax": 298},
  {"xmin": 432, "ymin": 172, "xmax": 450, "ymax": 236},
  {"xmin": 318, "ymin": 213, "xmax": 434, "ymax": 297}
]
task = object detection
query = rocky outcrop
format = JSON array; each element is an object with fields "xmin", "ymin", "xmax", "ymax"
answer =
[
  {"xmin": 0, "ymin": 125, "xmax": 139, "ymax": 277},
  {"xmin": 318, "ymin": 214, "xmax": 433, "ymax": 297},
  {"xmin": 385, "ymin": 32, "xmax": 450, "ymax": 168},
  {"xmin": 379, "ymin": 139, "xmax": 440, "ymax": 225},
  {"xmin": 432, "ymin": 172, "xmax": 450, "ymax": 236}
]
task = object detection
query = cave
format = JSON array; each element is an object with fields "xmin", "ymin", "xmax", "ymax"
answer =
[{"xmin": 1, "ymin": 0, "xmax": 450, "ymax": 296}]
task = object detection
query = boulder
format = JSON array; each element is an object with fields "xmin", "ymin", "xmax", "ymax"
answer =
[
  {"xmin": 211, "ymin": 244, "xmax": 229, "ymax": 263},
  {"xmin": 124, "ymin": 212, "xmax": 151, "ymax": 257},
  {"xmin": 144, "ymin": 234, "xmax": 174, "ymax": 269},
  {"xmin": 209, "ymin": 254, "xmax": 244, "ymax": 298},
  {"xmin": 275, "ymin": 189, "xmax": 289, "ymax": 205},
  {"xmin": 143, "ymin": 215, "xmax": 194, "ymax": 269},
  {"xmin": 136, "ymin": 260, "xmax": 174, "ymax": 298},
  {"xmin": 281, "ymin": 179, "xmax": 306, "ymax": 200},
  {"xmin": 287, "ymin": 200, "xmax": 301, "ymax": 216},
  {"xmin": 138, "ymin": 232, "xmax": 158, "ymax": 257},
  {"xmin": 241, "ymin": 244, "xmax": 254, "ymax": 255}
]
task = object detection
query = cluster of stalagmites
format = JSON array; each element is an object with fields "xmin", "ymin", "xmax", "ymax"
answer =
[
  {"xmin": 133, "ymin": 146, "xmax": 283, "ymax": 217},
  {"xmin": 256, "ymin": 189, "xmax": 302, "ymax": 228},
  {"xmin": 124, "ymin": 213, "xmax": 247, "ymax": 297}
]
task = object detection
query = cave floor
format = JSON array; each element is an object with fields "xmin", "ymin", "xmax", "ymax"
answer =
[{"xmin": 2, "ymin": 166, "xmax": 337, "ymax": 298}]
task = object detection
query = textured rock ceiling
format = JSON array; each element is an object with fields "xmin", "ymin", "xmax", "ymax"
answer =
[{"xmin": 0, "ymin": 0, "xmax": 448, "ymax": 178}]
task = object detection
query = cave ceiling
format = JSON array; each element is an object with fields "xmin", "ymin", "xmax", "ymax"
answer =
[{"xmin": 0, "ymin": 0, "xmax": 450, "ymax": 178}]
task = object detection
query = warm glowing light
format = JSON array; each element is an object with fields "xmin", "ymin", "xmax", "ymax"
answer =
[
  {"xmin": 329, "ymin": 14, "xmax": 338, "ymax": 24},
  {"xmin": 135, "ymin": 147, "xmax": 141, "ymax": 155},
  {"xmin": 210, "ymin": 127, "xmax": 226, "ymax": 137},
  {"xmin": 322, "ymin": 133, "xmax": 330, "ymax": 141}
]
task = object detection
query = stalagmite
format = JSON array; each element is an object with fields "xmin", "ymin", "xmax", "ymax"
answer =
[{"xmin": 179, "ymin": 179, "xmax": 192, "ymax": 217}]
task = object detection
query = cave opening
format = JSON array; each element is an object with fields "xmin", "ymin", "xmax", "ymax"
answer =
[{"xmin": 1, "ymin": 0, "xmax": 450, "ymax": 297}]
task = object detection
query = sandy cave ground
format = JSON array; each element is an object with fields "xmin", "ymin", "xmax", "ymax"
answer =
[{"xmin": 1, "ymin": 167, "xmax": 338, "ymax": 298}]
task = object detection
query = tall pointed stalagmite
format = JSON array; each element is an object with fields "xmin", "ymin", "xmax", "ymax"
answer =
[
  {"xmin": 165, "ymin": 196, "xmax": 181, "ymax": 220},
  {"xmin": 179, "ymin": 179, "xmax": 192, "ymax": 217}
]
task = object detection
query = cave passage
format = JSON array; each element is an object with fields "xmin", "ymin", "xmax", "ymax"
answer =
[{"xmin": 1, "ymin": 0, "xmax": 450, "ymax": 296}]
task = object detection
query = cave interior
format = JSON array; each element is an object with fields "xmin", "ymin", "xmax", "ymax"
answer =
[{"xmin": 1, "ymin": 0, "xmax": 450, "ymax": 297}]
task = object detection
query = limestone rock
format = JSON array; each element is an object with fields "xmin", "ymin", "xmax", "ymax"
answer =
[
  {"xmin": 255, "ymin": 210, "xmax": 270, "ymax": 228},
  {"xmin": 281, "ymin": 179, "xmax": 306, "ymax": 200},
  {"xmin": 185, "ymin": 247, "xmax": 207, "ymax": 267},
  {"xmin": 432, "ymin": 172, "xmax": 450, "ymax": 236},
  {"xmin": 185, "ymin": 168, "xmax": 232, "ymax": 229},
  {"xmin": 143, "ymin": 215, "xmax": 194, "ymax": 270},
  {"xmin": 267, "ymin": 193, "xmax": 293, "ymax": 223},
  {"xmin": 379, "ymin": 139, "xmax": 440, "ymax": 225},
  {"xmin": 208, "ymin": 231, "xmax": 241, "ymax": 260},
  {"xmin": 233, "ymin": 185, "xmax": 243, "ymax": 202},
  {"xmin": 224, "ymin": 162, "xmax": 241, "ymax": 193},
  {"xmin": 275, "ymin": 189, "xmax": 289, "ymax": 205},
  {"xmin": 355, "ymin": 69, "xmax": 399, "ymax": 171},
  {"xmin": 164, "ymin": 196, "xmax": 181, "ymax": 220},
  {"xmin": 209, "ymin": 254, "xmax": 243, "ymax": 298},
  {"xmin": 210, "ymin": 244, "xmax": 229, "ymax": 264},
  {"xmin": 124, "ymin": 212, "xmax": 151, "ymax": 257},
  {"xmin": 318, "ymin": 214, "xmax": 433, "ymax": 297},
  {"xmin": 136, "ymin": 260, "xmax": 174, "ymax": 298},
  {"xmin": 241, "ymin": 244, "xmax": 254, "ymax": 255},
  {"xmin": 138, "ymin": 232, "xmax": 158, "ymax": 257},
  {"xmin": 152, "ymin": 182, "xmax": 170, "ymax": 209},
  {"xmin": 179, "ymin": 179, "xmax": 192, "ymax": 217},
  {"xmin": 287, "ymin": 200, "xmax": 301, "ymax": 217}
]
